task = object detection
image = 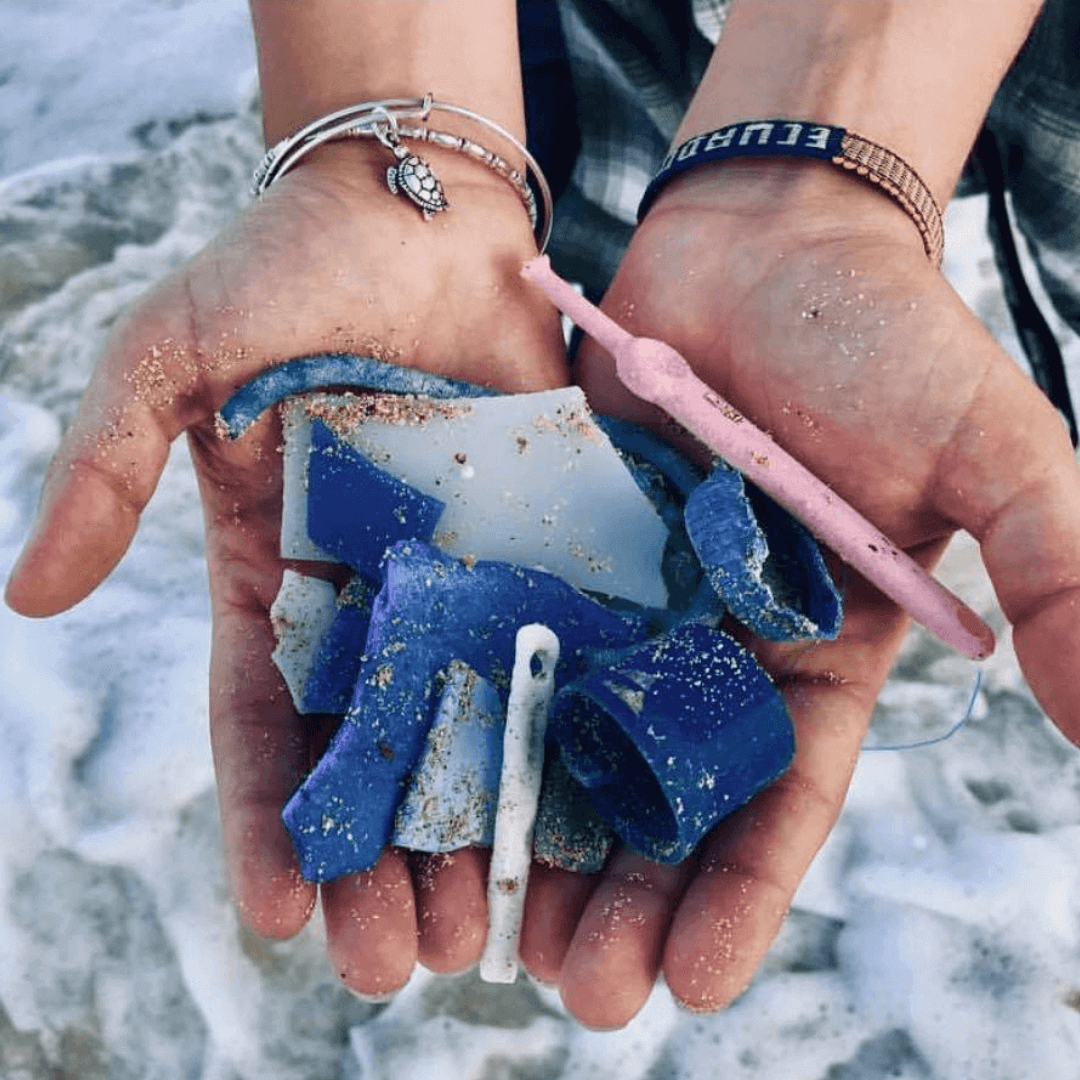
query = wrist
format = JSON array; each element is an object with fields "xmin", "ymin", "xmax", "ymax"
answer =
[
  {"xmin": 270, "ymin": 138, "xmax": 539, "ymax": 247},
  {"xmin": 250, "ymin": 0, "xmax": 526, "ymax": 145},
  {"xmin": 677, "ymin": 0, "xmax": 1043, "ymax": 206},
  {"xmin": 645, "ymin": 157, "xmax": 928, "ymax": 263}
]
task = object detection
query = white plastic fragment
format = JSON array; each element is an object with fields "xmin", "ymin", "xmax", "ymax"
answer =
[
  {"xmin": 280, "ymin": 409, "xmax": 322, "ymax": 562},
  {"xmin": 269, "ymin": 570, "xmax": 338, "ymax": 713},
  {"xmin": 280, "ymin": 389, "xmax": 670, "ymax": 606},
  {"xmin": 480, "ymin": 624, "xmax": 560, "ymax": 984}
]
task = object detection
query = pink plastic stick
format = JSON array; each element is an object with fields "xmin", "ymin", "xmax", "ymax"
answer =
[{"xmin": 522, "ymin": 255, "xmax": 994, "ymax": 660}]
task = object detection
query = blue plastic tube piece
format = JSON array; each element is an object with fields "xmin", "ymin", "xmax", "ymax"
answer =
[
  {"xmin": 684, "ymin": 462, "xmax": 843, "ymax": 641},
  {"xmin": 307, "ymin": 419, "xmax": 445, "ymax": 574},
  {"xmin": 282, "ymin": 541, "xmax": 647, "ymax": 883},
  {"xmin": 550, "ymin": 621, "xmax": 796, "ymax": 864}
]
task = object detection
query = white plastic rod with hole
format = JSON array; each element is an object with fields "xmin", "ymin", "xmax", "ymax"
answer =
[{"xmin": 480, "ymin": 624, "xmax": 560, "ymax": 984}]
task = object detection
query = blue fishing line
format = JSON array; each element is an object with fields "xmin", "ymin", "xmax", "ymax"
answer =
[{"xmin": 861, "ymin": 667, "xmax": 983, "ymax": 752}]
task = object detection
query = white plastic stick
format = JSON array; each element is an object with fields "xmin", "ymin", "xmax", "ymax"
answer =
[{"xmin": 480, "ymin": 624, "xmax": 560, "ymax": 984}]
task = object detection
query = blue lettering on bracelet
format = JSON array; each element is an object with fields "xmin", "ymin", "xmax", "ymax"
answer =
[{"xmin": 638, "ymin": 120, "xmax": 846, "ymax": 221}]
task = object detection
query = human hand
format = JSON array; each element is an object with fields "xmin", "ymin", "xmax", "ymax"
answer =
[
  {"xmin": 4, "ymin": 143, "xmax": 569, "ymax": 997},
  {"xmin": 519, "ymin": 161, "xmax": 1080, "ymax": 1026}
]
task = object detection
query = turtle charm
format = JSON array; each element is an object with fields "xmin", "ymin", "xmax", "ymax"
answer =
[
  {"xmin": 375, "ymin": 119, "xmax": 449, "ymax": 220},
  {"xmin": 386, "ymin": 144, "xmax": 449, "ymax": 220}
]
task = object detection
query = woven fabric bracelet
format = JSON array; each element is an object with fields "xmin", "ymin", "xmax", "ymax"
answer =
[
  {"xmin": 637, "ymin": 120, "xmax": 944, "ymax": 267},
  {"xmin": 253, "ymin": 94, "xmax": 554, "ymax": 253}
]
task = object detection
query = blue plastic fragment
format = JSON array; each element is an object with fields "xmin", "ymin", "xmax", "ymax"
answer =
[
  {"xmin": 392, "ymin": 661, "xmax": 505, "ymax": 852},
  {"xmin": 217, "ymin": 354, "xmax": 833, "ymax": 877},
  {"xmin": 216, "ymin": 354, "xmax": 497, "ymax": 439},
  {"xmin": 684, "ymin": 462, "xmax": 843, "ymax": 641},
  {"xmin": 302, "ymin": 574, "xmax": 377, "ymax": 715},
  {"xmin": 282, "ymin": 541, "xmax": 647, "ymax": 882},
  {"xmin": 307, "ymin": 419, "xmax": 445, "ymax": 574},
  {"xmin": 550, "ymin": 621, "xmax": 795, "ymax": 864},
  {"xmin": 532, "ymin": 750, "xmax": 614, "ymax": 874}
]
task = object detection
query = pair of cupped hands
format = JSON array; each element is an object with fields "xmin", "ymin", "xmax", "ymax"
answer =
[{"xmin": 7, "ymin": 140, "xmax": 1080, "ymax": 1028}]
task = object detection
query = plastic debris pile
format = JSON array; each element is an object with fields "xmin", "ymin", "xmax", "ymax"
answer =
[{"xmin": 218, "ymin": 357, "xmax": 843, "ymax": 886}]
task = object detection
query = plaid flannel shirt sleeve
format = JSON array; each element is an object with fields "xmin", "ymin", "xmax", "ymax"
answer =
[
  {"xmin": 982, "ymin": 0, "xmax": 1080, "ymax": 345},
  {"xmin": 547, "ymin": 0, "xmax": 1080, "ymax": 379},
  {"xmin": 546, "ymin": 0, "xmax": 716, "ymax": 298}
]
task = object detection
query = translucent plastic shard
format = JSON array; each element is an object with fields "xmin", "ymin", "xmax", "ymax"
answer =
[
  {"xmin": 269, "ymin": 571, "xmax": 338, "ymax": 714},
  {"xmin": 532, "ymin": 751, "xmax": 614, "ymax": 874},
  {"xmin": 392, "ymin": 661, "xmax": 505, "ymax": 852},
  {"xmin": 280, "ymin": 388, "xmax": 669, "ymax": 607}
]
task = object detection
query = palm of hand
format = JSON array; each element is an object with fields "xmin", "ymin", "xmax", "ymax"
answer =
[
  {"xmin": 541, "ymin": 204, "xmax": 1080, "ymax": 1024},
  {"xmin": 6, "ymin": 155, "xmax": 570, "ymax": 995}
]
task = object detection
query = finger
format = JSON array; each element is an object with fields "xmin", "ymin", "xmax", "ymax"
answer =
[
  {"xmin": 661, "ymin": 584, "xmax": 909, "ymax": 1012},
  {"xmin": 410, "ymin": 847, "xmax": 490, "ymax": 973},
  {"xmin": 322, "ymin": 847, "xmax": 418, "ymax": 1000},
  {"xmin": 558, "ymin": 849, "xmax": 694, "ymax": 1029},
  {"xmin": 519, "ymin": 861, "xmax": 601, "ymax": 984},
  {"xmin": 208, "ymin": 597, "xmax": 318, "ymax": 938},
  {"xmin": 932, "ymin": 347, "xmax": 1080, "ymax": 744},
  {"xmin": 188, "ymin": 413, "xmax": 322, "ymax": 939},
  {"xmin": 5, "ymin": 286, "xmax": 217, "ymax": 616}
]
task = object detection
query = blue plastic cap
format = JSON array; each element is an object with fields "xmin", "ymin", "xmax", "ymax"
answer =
[{"xmin": 551, "ymin": 622, "xmax": 795, "ymax": 863}]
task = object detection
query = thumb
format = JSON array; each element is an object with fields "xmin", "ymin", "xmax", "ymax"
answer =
[
  {"xmin": 938, "ymin": 346, "xmax": 1080, "ymax": 746},
  {"xmin": 6, "ymin": 295, "xmax": 205, "ymax": 617}
]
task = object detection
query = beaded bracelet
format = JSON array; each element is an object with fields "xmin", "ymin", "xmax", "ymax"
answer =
[
  {"xmin": 637, "ymin": 120, "xmax": 944, "ymax": 267},
  {"xmin": 253, "ymin": 94, "xmax": 554, "ymax": 253}
]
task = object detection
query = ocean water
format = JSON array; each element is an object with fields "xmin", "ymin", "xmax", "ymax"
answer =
[{"xmin": 1, "ymin": 3, "xmax": 1079, "ymax": 1077}]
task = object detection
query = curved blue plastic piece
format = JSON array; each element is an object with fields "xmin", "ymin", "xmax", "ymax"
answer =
[
  {"xmin": 550, "ymin": 621, "xmax": 795, "ymax": 864},
  {"xmin": 282, "ymin": 541, "xmax": 647, "ymax": 882},
  {"xmin": 684, "ymin": 462, "xmax": 843, "ymax": 641},
  {"xmin": 216, "ymin": 354, "xmax": 496, "ymax": 439}
]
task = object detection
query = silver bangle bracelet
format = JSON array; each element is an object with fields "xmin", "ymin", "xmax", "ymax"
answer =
[{"xmin": 252, "ymin": 94, "xmax": 554, "ymax": 253}]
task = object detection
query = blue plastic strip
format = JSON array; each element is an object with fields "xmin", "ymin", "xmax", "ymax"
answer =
[{"xmin": 216, "ymin": 354, "xmax": 497, "ymax": 439}]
